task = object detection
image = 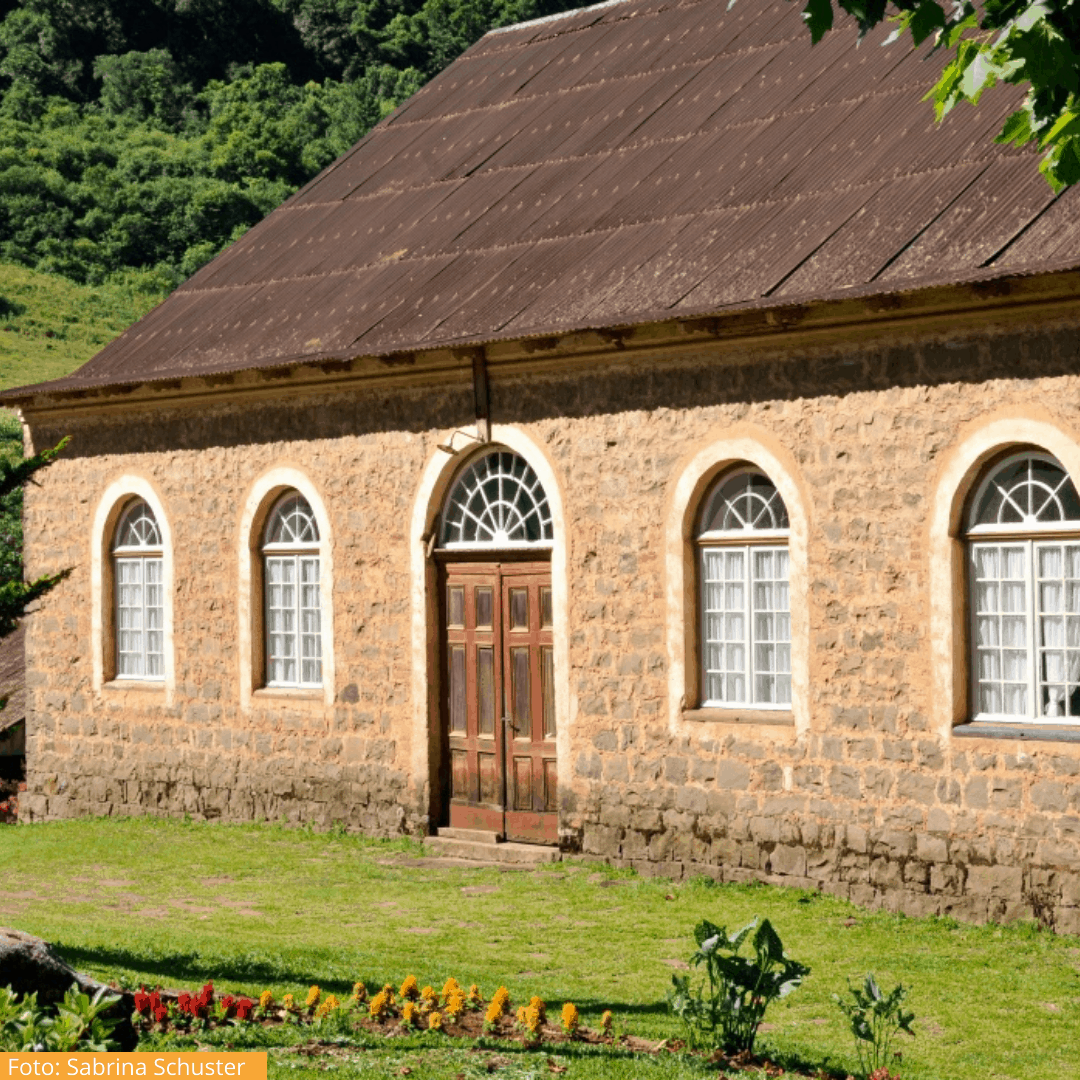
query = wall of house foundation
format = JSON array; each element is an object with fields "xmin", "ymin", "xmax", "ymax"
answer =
[{"xmin": 19, "ymin": 317, "xmax": 1080, "ymax": 933}]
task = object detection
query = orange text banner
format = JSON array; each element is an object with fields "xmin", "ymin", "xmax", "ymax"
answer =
[{"xmin": 3, "ymin": 1055, "xmax": 267, "ymax": 1080}]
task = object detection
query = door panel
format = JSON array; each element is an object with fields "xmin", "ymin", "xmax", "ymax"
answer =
[{"xmin": 440, "ymin": 560, "xmax": 557, "ymax": 844}]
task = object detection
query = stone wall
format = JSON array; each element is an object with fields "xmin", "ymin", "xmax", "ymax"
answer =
[{"xmin": 20, "ymin": 315, "xmax": 1080, "ymax": 932}]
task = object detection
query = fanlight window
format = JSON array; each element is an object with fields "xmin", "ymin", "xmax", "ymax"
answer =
[
  {"xmin": 262, "ymin": 492, "xmax": 322, "ymax": 688},
  {"xmin": 440, "ymin": 449, "xmax": 553, "ymax": 548},
  {"xmin": 112, "ymin": 499, "xmax": 164, "ymax": 680},
  {"xmin": 967, "ymin": 452, "xmax": 1080, "ymax": 723},
  {"xmin": 697, "ymin": 469, "xmax": 791, "ymax": 709}
]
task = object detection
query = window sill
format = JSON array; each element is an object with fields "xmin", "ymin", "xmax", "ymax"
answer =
[
  {"xmin": 683, "ymin": 707, "xmax": 794, "ymax": 727},
  {"xmin": 252, "ymin": 686, "xmax": 324, "ymax": 702},
  {"xmin": 952, "ymin": 721, "xmax": 1080, "ymax": 744},
  {"xmin": 103, "ymin": 679, "xmax": 165, "ymax": 693}
]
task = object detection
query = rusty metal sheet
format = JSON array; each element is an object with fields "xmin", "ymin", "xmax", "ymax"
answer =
[
  {"xmin": 878, "ymin": 155, "xmax": 1056, "ymax": 283},
  {"xmin": 994, "ymin": 185, "xmax": 1080, "ymax": 267},
  {"xmin": 674, "ymin": 186, "xmax": 878, "ymax": 309},
  {"xmin": 11, "ymin": 0, "xmax": 1080, "ymax": 403},
  {"xmin": 773, "ymin": 165, "xmax": 988, "ymax": 297}
]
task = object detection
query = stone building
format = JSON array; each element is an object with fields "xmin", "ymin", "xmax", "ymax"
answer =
[{"xmin": 7, "ymin": 0, "xmax": 1080, "ymax": 929}]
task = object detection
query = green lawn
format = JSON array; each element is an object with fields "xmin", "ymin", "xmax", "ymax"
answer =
[
  {"xmin": 0, "ymin": 262, "xmax": 166, "ymax": 393},
  {"xmin": 2, "ymin": 819, "xmax": 1078, "ymax": 1079}
]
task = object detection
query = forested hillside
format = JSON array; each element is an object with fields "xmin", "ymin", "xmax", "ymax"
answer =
[{"xmin": 0, "ymin": 0, "xmax": 588, "ymax": 291}]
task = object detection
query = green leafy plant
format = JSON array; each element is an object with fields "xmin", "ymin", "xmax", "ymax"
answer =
[
  {"xmin": 0, "ymin": 983, "xmax": 122, "ymax": 1051},
  {"xmin": 834, "ymin": 974, "xmax": 916, "ymax": 1079},
  {"xmin": 667, "ymin": 918, "xmax": 809, "ymax": 1053}
]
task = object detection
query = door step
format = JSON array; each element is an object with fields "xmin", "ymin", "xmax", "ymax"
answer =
[
  {"xmin": 435, "ymin": 827, "xmax": 502, "ymax": 844},
  {"xmin": 423, "ymin": 833, "xmax": 561, "ymax": 865}
]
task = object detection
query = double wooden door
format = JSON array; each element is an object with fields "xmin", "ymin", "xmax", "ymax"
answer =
[{"xmin": 440, "ymin": 560, "xmax": 557, "ymax": 843}]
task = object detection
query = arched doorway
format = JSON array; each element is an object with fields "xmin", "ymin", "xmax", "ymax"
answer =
[{"xmin": 436, "ymin": 447, "xmax": 557, "ymax": 843}]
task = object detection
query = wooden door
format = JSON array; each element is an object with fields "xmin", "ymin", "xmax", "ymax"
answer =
[{"xmin": 440, "ymin": 561, "xmax": 557, "ymax": 844}]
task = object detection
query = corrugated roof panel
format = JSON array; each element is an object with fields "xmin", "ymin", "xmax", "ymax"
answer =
[
  {"xmin": 674, "ymin": 186, "xmax": 877, "ymax": 308},
  {"xmin": 994, "ymin": 185, "xmax": 1080, "ymax": 267},
  {"xmin": 877, "ymin": 156, "xmax": 1056, "ymax": 283},
  {"xmin": 10, "ymin": 0, "xmax": 1079, "ymax": 403},
  {"xmin": 774, "ymin": 164, "xmax": 989, "ymax": 296}
]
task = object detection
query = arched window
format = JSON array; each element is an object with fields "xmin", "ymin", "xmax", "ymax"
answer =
[
  {"xmin": 262, "ymin": 492, "xmax": 322, "ymax": 687},
  {"xmin": 112, "ymin": 499, "xmax": 164, "ymax": 679},
  {"xmin": 967, "ymin": 451, "xmax": 1080, "ymax": 722},
  {"xmin": 696, "ymin": 468, "xmax": 791, "ymax": 708},
  {"xmin": 440, "ymin": 449, "xmax": 553, "ymax": 548}
]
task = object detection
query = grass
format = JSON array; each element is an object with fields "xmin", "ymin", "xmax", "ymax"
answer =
[
  {"xmin": 2, "ymin": 819, "xmax": 1079, "ymax": 1079},
  {"xmin": 0, "ymin": 261, "xmax": 167, "ymax": 393}
]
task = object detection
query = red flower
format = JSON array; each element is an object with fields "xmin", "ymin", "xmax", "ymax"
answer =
[
  {"xmin": 235, "ymin": 998, "xmax": 255, "ymax": 1022},
  {"xmin": 133, "ymin": 989, "xmax": 152, "ymax": 1016},
  {"xmin": 153, "ymin": 1004, "xmax": 169, "ymax": 1023},
  {"xmin": 178, "ymin": 992, "xmax": 192, "ymax": 1014},
  {"xmin": 220, "ymin": 995, "xmax": 236, "ymax": 1018},
  {"xmin": 149, "ymin": 991, "xmax": 162, "ymax": 1014}
]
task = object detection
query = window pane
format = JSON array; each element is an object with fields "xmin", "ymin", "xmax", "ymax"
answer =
[
  {"xmin": 1037, "ymin": 541, "xmax": 1080, "ymax": 718},
  {"xmin": 700, "ymin": 548, "xmax": 746, "ymax": 705},
  {"xmin": 116, "ymin": 558, "xmax": 143, "ymax": 677},
  {"xmin": 750, "ymin": 544, "xmax": 791, "ymax": 706},
  {"xmin": 299, "ymin": 557, "xmax": 322, "ymax": 685},
  {"xmin": 971, "ymin": 543, "xmax": 1029, "ymax": 717},
  {"xmin": 266, "ymin": 556, "xmax": 298, "ymax": 685}
]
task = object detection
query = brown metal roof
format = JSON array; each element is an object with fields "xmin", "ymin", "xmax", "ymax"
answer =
[{"xmin": 6, "ymin": 0, "xmax": 1076, "ymax": 402}]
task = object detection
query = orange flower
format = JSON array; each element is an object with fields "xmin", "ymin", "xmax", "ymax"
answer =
[
  {"xmin": 305, "ymin": 986, "xmax": 321, "ymax": 1009},
  {"xmin": 561, "ymin": 1002, "xmax": 579, "ymax": 1034},
  {"xmin": 399, "ymin": 975, "xmax": 420, "ymax": 1001}
]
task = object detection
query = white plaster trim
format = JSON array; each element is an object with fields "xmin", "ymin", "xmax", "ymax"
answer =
[
  {"xmin": 410, "ymin": 426, "xmax": 572, "ymax": 833},
  {"xmin": 91, "ymin": 477, "xmax": 175, "ymax": 704},
  {"xmin": 665, "ymin": 437, "xmax": 810, "ymax": 738},
  {"xmin": 929, "ymin": 416, "xmax": 1080, "ymax": 740},
  {"xmin": 238, "ymin": 468, "xmax": 335, "ymax": 709}
]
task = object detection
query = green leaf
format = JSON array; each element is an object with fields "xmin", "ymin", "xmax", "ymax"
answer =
[
  {"xmin": 908, "ymin": 1, "xmax": 947, "ymax": 46},
  {"xmin": 997, "ymin": 107, "xmax": 1035, "ymax": 146},
  {"xmin": 802, "ymin": 0, "xmax": 835, "ymax": 43},
  {"xmin": 754, "ymin": 919, "xmax": 786, "ymax": 966}
]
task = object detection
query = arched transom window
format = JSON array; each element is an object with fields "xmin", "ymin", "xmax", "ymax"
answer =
[
  {"xmin": 697, "ymin": 468, "xmax": 791, "ymax": 708},
  {"xmin": 263, "ymin": 492, "xmax": 322, "ymax": 687},
  {"xmin": 967, "ymin": 451, "xmax": 1080, "ymax": 722},
  {"xmin": 440, "ymin": 449, "xmax": 553, "ymax": 548},
  {"xmin": 112, "ymin": 499, "xmax": 164, "ymax": 679}
]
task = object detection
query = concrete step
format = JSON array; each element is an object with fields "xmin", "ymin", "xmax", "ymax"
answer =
[
  {"xmin": 423, "ymin": 836, "xmax": 561, "ymax": 864},
  {"xmin": 436, "ymin": 827, "xmax": 501, "ymax": 843}
]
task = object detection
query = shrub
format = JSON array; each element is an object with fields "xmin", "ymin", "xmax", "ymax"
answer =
[
  {"xmin": 0, "ymin": 983, "xmax": 122, "ymax": 1051},
  {"xmin": 667, "ymin": 917, "xmax": 809, "ymax": 1053},
  {"xmin": 835, "ymin": 974, "xmax": 915, "ymax": 1080}
]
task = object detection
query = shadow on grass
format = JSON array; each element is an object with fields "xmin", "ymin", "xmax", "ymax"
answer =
[{"xmin": 56, "ymin": 943, "xmax": 357, "ymax": 997}]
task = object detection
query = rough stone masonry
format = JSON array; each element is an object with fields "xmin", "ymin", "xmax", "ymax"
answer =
[{"xmin": 19, "ymin": 314, "xmax": 1080, "ymax": 933}]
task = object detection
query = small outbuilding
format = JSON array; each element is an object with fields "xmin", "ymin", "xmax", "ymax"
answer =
[{"xmin": 7, "ymin": 0, "xmax": 1080, "ymax": 928}]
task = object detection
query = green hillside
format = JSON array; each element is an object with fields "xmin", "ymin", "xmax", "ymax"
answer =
[{"xmin": 0, "ymin": 262, "xmax": 165, "ymax": 393}]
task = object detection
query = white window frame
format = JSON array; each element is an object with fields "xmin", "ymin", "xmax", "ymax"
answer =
[
  {"xmin": 696, "ymin": 468, "xmax": 791, "ymax": 710},
  {"xmin": 112, "ymin": 501, "xmax": 164, "ymax": 681},
  {"xmin": 262, "ymin": 494, "xmax": 322, "ymax": 689},
  {"xmin": 967, "ymin": 451, "xmax": 1080, "ymax": 725},
  {"xmin": 439, "ymin": 448, "xmax": 553, "ymax": 551}
]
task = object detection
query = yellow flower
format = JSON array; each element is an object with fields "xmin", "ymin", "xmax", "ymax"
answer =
[
  {"xmin": 314, "ymin": 995, "xmax": 339, "ymax": 1021},
  {"xmin": 401, "ymin": 1002, "xmax": 419, "ymax": 1029},
  {"xmin": 484, "ymin": 1001, "xmax": 502, "ymax": 1028},
  {"xmin": 516, "ymin": 1005, "xmax": 527, "ymax": 1025},
  {"xmin": 258, "ymin": 990, "xmax": 273, "ymax": 1010},
  {"xmin": 600, "ymin": 1010, "xmax": 613, "ymax": 1033},
  {"xmin": 445, "ymin": 991, "xmax": 466, "ymax": 1019},
  {"xmin": 282, "ymin": 994, "xmax": 296, "ymax": 1012},
  {"xmin": 490, "ymin": 986, "xmax": 510, "ymax": 1017},
  {"xmin": 529, "ymin": 996, "xmax": 546, "ymax": 1024},
  {"xmin": 369, "ymin": 990, "xmax": 391, "ymax": 1020},
  {"xmin": 468, "ymin": 984, "xmax": 483, "ymax": 1006},
  {"xmin": 399, "ymin": 975, "xmax": 420, "ymax": 1001},
  {"xmin": 381, "ymin": 984, "xmax": 397, "ymax": 1005},
  {"xmin": 305, "ymin": 986, "xmax": 321, "ymax": 1009},
  {"xmin": 524, "ymin": 1004, "xmax": 543, "ymax": 1036},
  {"xmin": 561, "ymin": 1002, "xmax": 579, "ymax": 1034},
  {"xmin": 428, "ymin": 1011, "xmax": 443, "ymax": 1031},
  {"xmin": 420, "ymin": 986, "xmax": 438, "ymax": 1005}
]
